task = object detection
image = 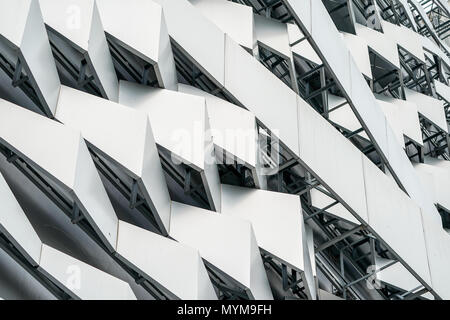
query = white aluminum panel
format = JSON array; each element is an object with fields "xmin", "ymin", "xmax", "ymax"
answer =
[
  {"xmin": 190, "ymin": 0, "xmax": 255, "ymax": 51},
  {"xmin": 39, "ymin": 0, "xmax": 119, "ymax": 101},
  {"xmin": 311, "ymin": 0, "xmax": 351, "ymax": 93},
  {"xmin": 310, "ymin": 189, "xmax": 360, "ymax": 225},
  {"xmin": 376, "ymin": 99, "xmax": 405, "ymax": 147},
  {"xmin": 298, "ymin": 97, "xmax": 368, "ymax": 223},
  {"xmin": 96, "ymin": 0, "xmax": 177, "ymax": 90},
  {"xmin": 355, "ymin": 23, "xmax": 400, "ymax": 69},
  {"xmin": 404, "ymin": 88, "xmax": 447, "ymax": 133},
  {"xmin": 221, "ymin": 185, "xmax": 305, "ymax": 272},
  {"xmin": 341, "ymin": 32, "xmax": 372, "ymax": 79},
  {"xmin": 375, "ymin": 257, "xmax": 423, "ymax": 293},
  {"xmin": 178, "ymin": 84, "xmax": 258, "ymax": 168},
  {"xmin": 435, "ymin": 80, "xmax": 450, "ymax": 103},
  {"xmin": 0, "ymin": 0, "xmax": 31, "ymax": 47},
  {"xmin": 414, "ymin": 163, "xmax": 450, "ymax": 212},
  {"xmin": 116, "ymin": 221, "xmax": 217, "ymax": 300},
  {"xmin": 119, "ymin": 81, "xmax": 206, "ymax": 170},
  {"xmin": 362, "ymin": 156, "xmax": 432, "ymax": 286},
  {"xmin": 56, "ymin": 86, "xmax": 171, "ymax": 233},
  {"xmin": 283, "ymin": 0, "xmax": 312, "ymax": 33},
  {"xmin": 381, "ymin": 20, "xmax": 425, "ymax": 62},
  {"xmin": 328, "ymin": 101, "xmax": 369, "ymax": 141},
  {"xmin": 119, "ymin": 81, "xmax": 221, "ymax": 211},
  {"xmin": 0, "ymin": 98, "xmax": 119, "ymax": 252},
  {"xmin": 349, "ymin": 58, "xmax": 389, "ymax": 154},
  {"xmin": 0, "ymin": 172, "xmax": 42, "ymax": 266},
  {"xmin": 169, "ymin": 201, "xmax": 273, "ymax": 300},
  {"xmin": 254, "ymin": 14, "xmax": 290, "ymax": 59},
  {"xmin": 20, "ymin": 0, "xmax": 60, "ymax": 116},
  {"xmin": 375, "ymin": 94, "xmax": 423, "ymax": 145},
  {"xmin": 153, "ymin": 0, "xmax": 225, "ymax": 86},
  {"xmin": 39, "ymin": 244, "xmax": 136, "ymax": 300},
  {"xmin": 224, "ymin": 35, "xmax": 300, "ymax": 156},
  {"xmin": 287, "ymin": 24, "xmax": 321, "ymax": 65}
]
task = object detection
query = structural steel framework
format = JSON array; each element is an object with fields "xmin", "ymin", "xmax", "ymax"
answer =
[{"xmin": 0, "ymin": 0, "xmax": 449, "ymax": 300}]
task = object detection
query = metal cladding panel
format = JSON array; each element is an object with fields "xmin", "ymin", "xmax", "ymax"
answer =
[
  {"xmin": 169, "ymin": 201, "xmax": 273, "ymax": 300},
  {"xmin": 375, "ymin": 94, "xmax": 423, "ymax": 146},
  {"xmin": 0, "ymin": 0, "xmax": 31, "ymax": 47},
  {"xmin": 40, "ymin": 0, "xmax": 119, "ymax": 101},
  {"xmin": 254, "ymin": 14, "xmax": 291, "ymax": 59},
  {"xmin": 310, "ymin": 0, "xmax": 351, "ymax": 93},
  {"xmin": 375, "ymin": 257, "xmax": 423, "ymax": 293},
  {"xmin": 414, "ymin": 163, "xmax": 450, "ymax": 211},
  {"xmin": 190, "ymin": 0, "xmax": 255, "ymax": 51},
  {"xmin": 116, "ymin": 221, "xmax": 217, "ymax": 300},
  {"xmin": 178, "ymin": 84, "xmax": 258, "ymax": 168},
  {"xmin": 404, "ymin": 88, "xmax": 448, "ymax": 133},
  {"xmin": 362, "ymin": 156, "xmax": 432, "ymax": 287},
  {"xmin": 96, "ymin": 0, "xmax": 177, "ymax": 90},
  {"xmin": 420, "ymin": 206, "xmax": 450, "ymax": 299},
  {"xmin": 310, "ymin": 189, "xmax": 360, "ymax": 225},
  {"xmin": 119, "ymin": 81, "xmax": 221, "ymax": 211},
  {"xmin": 39, "ymin": 244, "xmax": 136, "ymax": 300},
  {"xmin": 55, "ymin": 86, "xmax": 171, "ymax": 232},
  {"xmin": 297, "ymin": 97, "xmax": 368, "ymax": 223},
  {"xmin": 435, "ymin": 80, "xmax": 450, "ymax": 103},
  {"xmin": 221, "ymin": 184, "xmax": 305, "ymax": 272},
  {"xmin": 0, "ymin": 98, "xmax": 119, "ymax": 252},
  {"xmin": 349, "ymin": 58, "xmax": 389, "ymax": 154},
  {"xmin": 119, "ymin": 81, "xmax": 207, "ymax": 171},
  {"xmin": 0, "ymin": 172, "xmax": 42, "ymax": 266},
  {"xmin": 288, "ymin": 24, "xmax": 321, "ymax": 65},
  {"xmin": 380, "ymin": 20, "xmax": 425, "ymax": 63},
  {"xmin": 153, "ymin": 0, "xmax": 225, "ymax": 86},
  {"xmin": 355, "ymin": 23, "xmax": 400, "ymax": 69},
  {"xmin": 224, "ymin": 35, "xmax": 300, "ymax": 157},
  {"xmin": 328, "ymin": 101, "xmax": 370, "ymax": 140},
  {"xmin": 20, "ymin": 0, "xmax": 60, "ymax": 116},
  {"xmin": 341, "ymin": 31, "xmax": 372, "ymax": 79},
  {"xmin": 283, "ymin": 0, "xmax": 312, "ymax": 33},
  {"xmin": 376, "ymin": 99, "xmax": 405, "ymax": 147}
]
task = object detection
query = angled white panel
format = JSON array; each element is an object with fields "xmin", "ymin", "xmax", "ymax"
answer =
[
  {"xmin": 355, "ymin": 23, "xmax": 400, "ymax": 69},
  {"xmin": 414, "ymin": 163, "xmax": 450, "ymax": 212},
  {"xmin": 39, "ymin": 244, "xmax": 136, "ymax": 300},
  {"xmin": 362, "ymin": 156, "xmax": 432, "ymax": 286},
  {"xmin": 221, "ymin": 185, "xmax": 305, "ymax": 272},
  {"xmin": 283, "ymin": 0, "xmax": 312, "ymax": 33},
  {"xmin": 39, "ymin": 0, "xmax": 119, "ymax": 101},
  {"xmin": 376, "ymin": 99, "xmax": 405, "ymax": 147},
  {"xmin": 169, "ymin": 201, "xmax": 273, "ymax": 300},
  {"xmin": 288, "ymin": 24, "xmax": 321, "ymax": 65},
  {"xmin": 435, "ymin": 80, "xmax": 450, "ymax": 104},
  {"xmin": 96, "ymin": 0, "xmax": 177, "ymax": 90},
  {"xmin": 190, "ymin": 0, "xmax": 254, "ymax": 51},
  {"xmin": 310, "ymin": 189, "xmax": 360, "ymax": 225},
  {"xmin": 311, "ymin": 0, "xmax": 351, "ymax": 92},
  {"xmin": 341, "ymin": 31, "xmax": 372, "ymax": 79},
  {"xmin": 404, "ymin": 88, "xmax": 447, "ymax": 133},
  {"xmin": 119, "ymin": 81, "xmax": 221, "ymax": 211},
  {"xmin": 298, "ymin": 97, "xmax": 368, "ymax": 223},
  {"xmin": 153, "ymin": 0, "xmax": 225, "ymax": 86},
  {"xmin": 254, "ymin": 14, "xmax": 290, "ymax": 59},
  {"xmin": 0, "ymin": 172, "xmax": 42, "ymax": 266},
  {"xmin": 116, "ymin": 221, "xmax": 217, "ymax": 300},
  {"xmin": 375, "ymin": 94, "xmax": 423, "ymax": 145},
  {"xmin": 55, "ymin": 86, "xmax": 171, "ymax": 233},
  {"xmin": 178, "ymin": 84, "xmax": 258, "ymax": 168},
  {"xmin": 381, "ymin": 20, "xmax": 425, "ymax": 62},
  {"xmin": 375, "ymin": 257, "xmax": 423, "ymax": 293},
  {"xmin": 224, "ymin": 35, "xmax": 300, "ymax": 156},
  {"xmin": 0, "ymin": 0, "xmax": 60, "ymax": 116},
  {"xmin": 0, "ymin": 98, "xmax": 119, "ymax": 252}
]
